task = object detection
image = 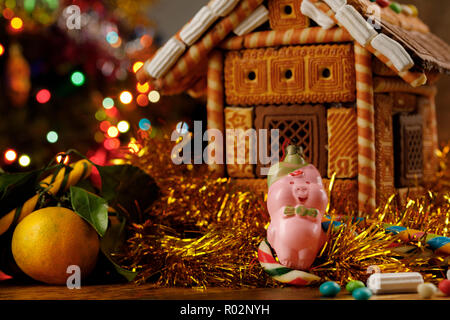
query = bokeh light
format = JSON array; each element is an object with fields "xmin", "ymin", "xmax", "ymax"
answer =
[
  {"xmin": 136, "ymin": 82, "xmax": 150, "ymax": 93},
  {"xmin": 140, "ymin": 34, "xmax": 153, "ymax": 47},
  {"xmin": 100, "ymin": 120, "xmax": 111, "ymax": 132},
  {"xmin": 119, "ymin": 91, "xmax": 133, "ymax": 104},
  {"xmin": 0, "ymin": 44, "xmax": 4, "ymax": 56},
  {"xmin": 176, "ymin": 122, "xmax": 189, "ymax": 135},
  {"xmin": 102, "ymin": 97, "xmax": 114, "ymax": 109},
  {"xmin": 4, "ymin": 149, "xmax": 17, "ymax": 162},
  {"xmin": 10, "ymin": 17, "xmax": 23, "ymax": 30},
  {"xmin": 46, "ymin": 131, "xmax": 58, "ymax": 144},
  {"xmin": 132, "ymin": 61, "xmax": 144, "ymax": 73},
  {"xmin": 94, "ymin": 131, "xmax": 105, "ymax": 143},
  {"xmin": 56, "ymin": 153, "xmax": 69, "ymax": 165},
  {"xmin": 95, "ymin": 110, "xmax": 107, "ymax": 121},
  {"xmin": 2, "ymin": 8, "xmax": 14, "ymax": 20},
  {"xmin": 18, "ymin": 155, "xmax": 31, "ymax": 167},
  {"xmin": 136, "ymin": 94, "xmax": 149, "ymax": 107},
  {"xmin": 106, "ymin": 31, "xmax": 119, "ymax": 44},
  {"xmin": 139, "ymin": 118, "xmax": 151, "ymax": 131},
  {"xmin": 148, "ymin": 90, "xmax": 160, "ymax": 103},
  {"xmin": 104, "ymin": 138, "xmax": 120, "ymax": 150},
  {"xmin": 117, "ymin": 120, "xmax": 130, "ymax": 133},
  {"xmin": 107, "ymin": 126, "xmax": 119, "ymax": 138},
  {"xmin": 36, "ymin": 89, "xmax": 51, "ymax": 104},
  {"xmin": 70, "ymin": 71, "xmax": 85, "ymax": 86}
]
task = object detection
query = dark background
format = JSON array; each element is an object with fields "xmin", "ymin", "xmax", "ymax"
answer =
[{"xmin": 151, "ymin": 0, "xmax": 450, "ymax": 142}]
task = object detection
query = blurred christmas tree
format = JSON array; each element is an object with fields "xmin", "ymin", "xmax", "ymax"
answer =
[{"xmin": 0, "ymin": 0, "xmax": 203, "ymax": 172}]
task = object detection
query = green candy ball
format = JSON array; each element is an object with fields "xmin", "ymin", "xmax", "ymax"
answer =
[
  {"xmin": 319, "ymin": 281, "xmax": 341, "ymax": 297},
  {"xmin": 352, "ymin": 287, "xmax": 372, "ymax": 300},
  {"xmin": 346, "ymin": 280, "xmax": 365, "ymax": 293}
]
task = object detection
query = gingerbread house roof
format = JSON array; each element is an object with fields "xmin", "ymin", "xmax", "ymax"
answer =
[{"xmin": 137, "ymin": 0, "xmax": 450, "ymax": 97}]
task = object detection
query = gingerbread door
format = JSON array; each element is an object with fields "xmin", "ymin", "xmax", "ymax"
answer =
[{"xmin": 254, "ymin": 105, "xmax": 327, "ymax": 177}]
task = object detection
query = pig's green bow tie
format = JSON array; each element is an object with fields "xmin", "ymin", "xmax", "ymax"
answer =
[{"xmin": 283, "ymin": 205, "xmax": 319, "ymax": 218}]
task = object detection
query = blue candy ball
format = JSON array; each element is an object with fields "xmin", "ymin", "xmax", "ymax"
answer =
[
  {"xmin": 319, "ymin": 281, "xmax": 341, "ymax": 297},
  {"xmin": 352, "ymin": 287, "xmax": 372, "ymax": 300}
]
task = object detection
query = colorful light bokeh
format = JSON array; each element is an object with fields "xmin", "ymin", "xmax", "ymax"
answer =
[
  {"xmin": 107, "ymin": 126, "xmax": 119, "ymax": 138},
  {"xmin": 71, "ymin": 71, "xmax": 85, "ymax": 86},
  {"xmin": 18, "ymin": 155, "xmax": 30, "ymax": 167},
  {"xmin": 136, "ymin": 82, "xmax": 150, "ymax": 93},
  {"xmin": 102, "ymin": 97, "xmax": 115, "ymax": 109},
  {"xmin": 176, "ymin": 122, "xmax": 189, "ymax": 135},
  {"xmin": 46, "ymin": 131, "xmax": 58, "ymax": 144},
  {"xmin": 4, "ymin": 149, "xmax": 17, "ymax": 163},
  {"xmin": 148, "ymin": 90, "xmax": 160, "ymax": 103},
  {"xmin": 119, "ymin": 91, "xmax": 133, "ymax": 104},
  {"xmin": 132, "ymin": 61, "xmax": 144, "ymax": 73},
  {"xmin": 139, "ymin": 118, "xmax": 151, "ymax": 131},
  {"xmin": 10, "ymin": 17, "xmax": 23, "ymax": 30},
  {"xmin": 136, "ymin": 94, "xmax": 149, "ymax": 107},
  {"xmin": 56, "ymin": 153, "xmax": 69, "ymax": 165},
  {"xmin": 104, "ymin": 138, "xmax": 120, "ymax": 150},
  {"xmin": 36, "ymin": 89, "xmax": 51, "ymax": 104},
  {"xmin": 117, "ymin": 120, "xmax": 130, "ymax": 133}
]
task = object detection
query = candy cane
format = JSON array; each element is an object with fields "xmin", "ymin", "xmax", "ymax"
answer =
[
  {"xmin": 258, "ymin": 240, "xmax": 321, "ymax": 286},
  {"xmin": 219, "ymin": 26, "xmax": 352, "ymax": 50},
  {"xmin": 355, "ymin": 43, "xmax": 377, "ymax": 215},
  {"xmin": 206, "ymin": 50, "xmax": 225, "ymax": 176}
]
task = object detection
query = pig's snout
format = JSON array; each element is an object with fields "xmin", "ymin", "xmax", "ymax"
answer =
[{"xmin": 293, "ymin": 185, "xmax": 309, "ymax": 202}]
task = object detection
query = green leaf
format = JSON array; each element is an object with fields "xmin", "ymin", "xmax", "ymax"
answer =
[
  {"xmin": 100, "ymin": 216, "xmax": 137, "ymax": 282},
  {"xmin": 96, "ymin": 165, "xmax": 159, "ymax": 223},
  {"xmin": 70, "ymin": 186, "xmax": 109, "ymax": 237}
]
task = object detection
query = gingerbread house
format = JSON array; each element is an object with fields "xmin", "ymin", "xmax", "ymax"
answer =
[{"xmin": 137, "ymin": 0, "xmax": 450, "ymax": 214}]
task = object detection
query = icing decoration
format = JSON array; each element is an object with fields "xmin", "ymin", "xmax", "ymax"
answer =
[
  {"xmin": 322, "ymin": 0, "xmax": 347, "ymax": 12},
  {"xmin": 208, "ymin": 0, "xmax": 240, "ymax": 17},
  {"xmin": 301, "ymin": 0, "xmax": 336, "ymax": 30},
  {"xmin": 334, "ymin": 5, "xmax": 378, "ymax": 46},
  {"xmin": 233, "ymin": 5, "xmax": 269, "ymax": 36},
  {"xmin": 180, "ymin": 6, "xmax": 218, "ymax": 46},
  {"xmin": 370, "ymin": 33, "xmax": 414, "ymax": 72},
  {"xmin": 145, "ymin": 37, "xmax": 186, "ymax": 79}
]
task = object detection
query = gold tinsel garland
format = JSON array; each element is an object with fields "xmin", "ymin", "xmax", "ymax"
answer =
[{"xmin": 118, "ymin": 134, "xmax": 450, "ymax": 287}]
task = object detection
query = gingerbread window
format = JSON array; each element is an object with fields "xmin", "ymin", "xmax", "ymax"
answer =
[
  {"xmin": 268, "ymin": 0, "xmax": 309, "ymax": 30},
  {"xmin": 393, "ymin": 113, "xmax": 424, "ymax": 188},
  {"xmin": 254, "ymin": 105, "xmax": 327, "ymax": 177}
]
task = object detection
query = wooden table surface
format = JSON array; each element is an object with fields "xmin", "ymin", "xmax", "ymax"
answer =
[{"xmin": 0, "ymin": 282, "xmax": 449, "ymax": 300}]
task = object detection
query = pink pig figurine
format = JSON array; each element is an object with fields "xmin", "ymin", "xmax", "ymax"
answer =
[{"xmin": 267, "ymin": 164, "xmax": 328, "ymax": 270}]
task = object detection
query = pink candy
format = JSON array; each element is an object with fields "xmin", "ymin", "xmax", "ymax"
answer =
[{"xmin": 267, "ymin": 164, "xmax": 328, "ymax": 270}]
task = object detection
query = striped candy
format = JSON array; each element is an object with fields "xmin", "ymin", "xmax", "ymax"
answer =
[
  {"xmin": 320, "ymin": 215, "xmax": 450, "ymax": 256},
  {"xmin": 219, "ymin": 26, "xmax": 352, "ymax": 50},
  {"xmin": 385, "ymin": 225, "xmax": 450, "ymax": 255},
  {"xmin": 354, "ymin": 43, "xmax": 377, "ymax": 215},
  {"xmin": 206, "ymin": 50, "xmax": 225, "ymax": 176},
  {"xmin": 258, "ymin": 240, "xmax": 321, "ymax": 286},
  {"xmin": 373, "ymin": 77, "xmax": 437, "ymax": 97}
]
